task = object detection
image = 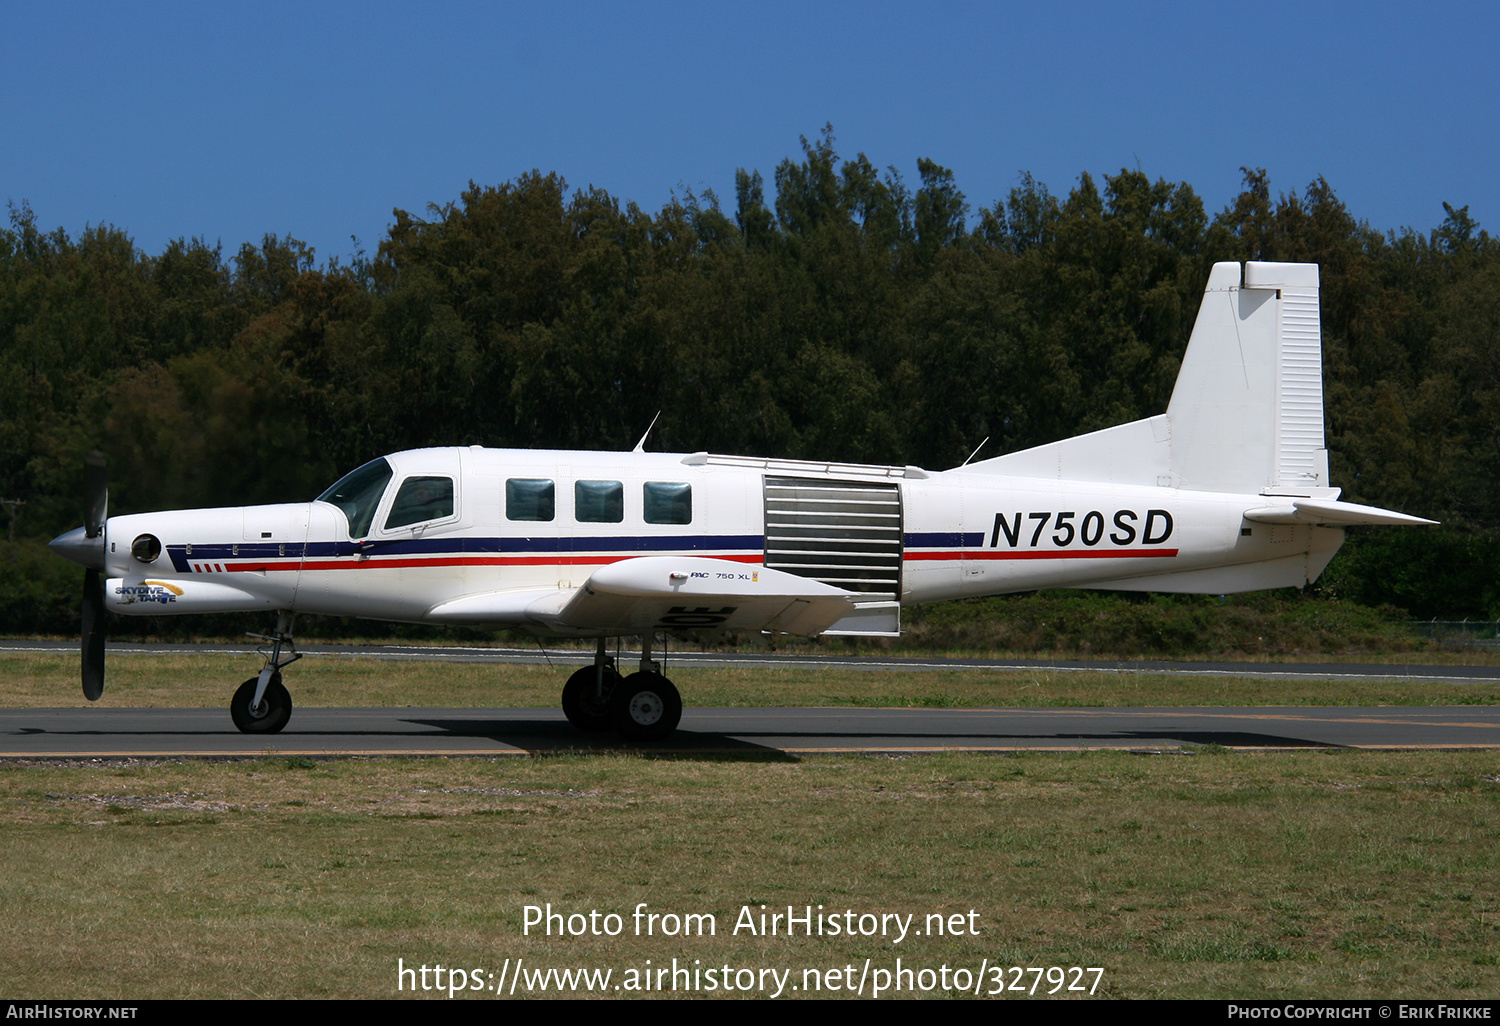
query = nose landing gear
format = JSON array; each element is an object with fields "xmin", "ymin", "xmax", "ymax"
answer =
[
  {"xmin": 231, "ymin": 672, "xmax": 292, "ymax": 733},
  {"xmin": 231, "ymin": 612, "xmax": 300, "ymax": 734}
]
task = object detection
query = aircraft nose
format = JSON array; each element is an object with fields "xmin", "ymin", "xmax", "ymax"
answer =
[{"xmin": 49, "ymin": 525, "xmax": 106, "ymax": 570}]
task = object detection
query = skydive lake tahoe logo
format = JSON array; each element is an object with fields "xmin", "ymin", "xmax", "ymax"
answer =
[{"xmin": 112, "ymin": 581, "xmax": 184, "ymax": 605}]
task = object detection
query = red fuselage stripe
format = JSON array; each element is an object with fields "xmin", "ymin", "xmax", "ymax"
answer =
[{"xmin": 904, "ymin": 548, "xmax": 1178, "ymax": 561}]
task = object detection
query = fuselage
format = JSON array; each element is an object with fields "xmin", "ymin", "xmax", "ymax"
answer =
[{"xmin": 97, "ymin": 445, "xmax": 1344, "ymax": 633}]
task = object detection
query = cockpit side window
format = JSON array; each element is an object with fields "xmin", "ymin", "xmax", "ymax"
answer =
[
  {"xmin": 386, "ymin": 476, "xmax": 455, "ymax": 530},
  {"xmin": 317, "ymin": 458, "xmax": 393, "ymax": 539}
]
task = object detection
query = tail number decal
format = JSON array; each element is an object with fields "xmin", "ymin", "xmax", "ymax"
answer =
[{"xmin": 990, "ymin": 509, "xmax": 1174, "ymax": 549}]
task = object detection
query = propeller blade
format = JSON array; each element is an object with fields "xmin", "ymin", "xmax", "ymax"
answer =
[
  {"xmin": 84, "ymin": 450, "xmax": 107, "ymax": 538},
  {"xmin": 82, "ymin": 568, "xmax": 105, "ymax": 701}
]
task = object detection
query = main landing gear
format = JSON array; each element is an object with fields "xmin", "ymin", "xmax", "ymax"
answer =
[
  {"xmin": 562, "ymin": 636, "xmax": 682, "ymax": 742},
  {"xmin": 230, "ymin": 612, "xmax": 301, "ymax": 734}
]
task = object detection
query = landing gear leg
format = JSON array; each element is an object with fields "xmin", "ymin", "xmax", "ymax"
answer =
[
  {"xmin": 611, "ymin": 632, "xmax": 682, "ymax": 742},
  {"xmin": 231, "ymin": 611, "xmax": 300, "ymax": 734},
  {"xmin": 562, "ymin": 638, "xmax": 622, "ymax": 732}
]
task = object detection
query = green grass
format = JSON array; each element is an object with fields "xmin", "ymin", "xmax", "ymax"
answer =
[
  {"xmin": 2, "ymin": 650, "xmax": 1498, "ymax": 709},
  {"xmin": 1, "ymin": 751, "xmax": 1497, "ymax": 998},
  {"xmin": 4, "ymin": 648, "xmax": 1498, "ymax": 999}
]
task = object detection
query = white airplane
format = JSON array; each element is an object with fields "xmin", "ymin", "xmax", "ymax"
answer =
[{"xmin": 49, "ymin": 261, "xmax": 1433, "ymax": 740}]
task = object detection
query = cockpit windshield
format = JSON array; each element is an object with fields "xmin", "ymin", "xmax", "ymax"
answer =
[{"xmin": 316, "ymin": 458, "xmax": 393, "ymax": 539}]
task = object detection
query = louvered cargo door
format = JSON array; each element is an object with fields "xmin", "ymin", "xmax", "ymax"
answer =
[{"xmin": 763, "ymin": 476, "xmax": 902, "ymax": 635}]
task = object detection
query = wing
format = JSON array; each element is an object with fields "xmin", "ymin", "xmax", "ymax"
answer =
[{"xmin": 425, "ymin": 556, "xmax": 858, "ymax": 637}]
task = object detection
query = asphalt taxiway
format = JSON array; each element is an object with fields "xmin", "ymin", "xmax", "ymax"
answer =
[
  {"xmin": 5, "ymin": 640, "xmax": 1498, "ymax": 757},
  {"xmin": 3, "ymin": 705, "xmax": 1498, "ymax": 758}
]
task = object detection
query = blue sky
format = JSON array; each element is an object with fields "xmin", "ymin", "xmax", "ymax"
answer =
[{"xmin": 3, "ymin": 1, "xmax": 1495, "ymax": 264}]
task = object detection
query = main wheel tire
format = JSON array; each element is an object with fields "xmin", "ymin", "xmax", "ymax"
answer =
[
  {"xmin": 230, "ymin": 673, "xmax": 292, "ymax": 734},
  {"xmin": 562, "ymin": 665, "xmax": 622, "ymax": 732},
  {"xmin": 610, "ymin": 671, "xmax": 682, "ymax": 742}
]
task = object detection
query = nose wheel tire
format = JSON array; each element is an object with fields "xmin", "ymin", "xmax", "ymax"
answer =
[
  {"xmin": 562, "ymin": 666, "xmax": 623, "ymax": 732},
  {"xmin": 610, "ymin": 671, "xmax": 681, "ymax": 742},
  {"xmin": 231, "ymin": 673, "xmax": 292, "ymax": 734}
]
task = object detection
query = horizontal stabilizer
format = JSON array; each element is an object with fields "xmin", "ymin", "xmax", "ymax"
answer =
[{"xmin": 1243, "ymin": 498, "xmax": 1437, "ymax": 527}]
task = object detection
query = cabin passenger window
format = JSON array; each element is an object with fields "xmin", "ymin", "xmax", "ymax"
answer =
[
  {"xmin": 575, "ymin": 480, "xmax": 623, "ymax": 523},
  {"xmin": 506, "ymin": 479, "xmax": 555, "ymax": 521},
  {"xmin": 643, "ymin": 481, "xmax": 691, "ymax": 524},
  {"xmin": 385, "ymin": 476, "xmax": 454, "ymax": 529}
]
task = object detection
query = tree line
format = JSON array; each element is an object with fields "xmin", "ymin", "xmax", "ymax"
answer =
[{"xmin": 3, "ymin": 126, "xmax": 1496, "ymax": 630}]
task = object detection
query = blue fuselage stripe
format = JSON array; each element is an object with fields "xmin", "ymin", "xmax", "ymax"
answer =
[{"xmin": 166, "ymin": 534, "xmax": 767, "ymax": 572}]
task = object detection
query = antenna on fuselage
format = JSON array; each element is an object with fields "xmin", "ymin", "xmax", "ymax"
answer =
[
  {"xmin": 632, "ymin": 411, "xmax": 662, "ymax": 453},
  {"xmin": 961, "ymin": 437, "xmax": 990, "ymax": 466}
]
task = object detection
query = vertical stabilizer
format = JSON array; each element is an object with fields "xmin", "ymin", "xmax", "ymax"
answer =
[
  {"xmin": 1165, "ymin": 261, "xmax": 1331, "ymax": 496},
  {"xmin": 964, "ymin": 260, "xmax": 1334, "ymax": 497}
]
